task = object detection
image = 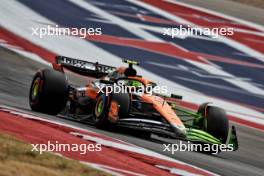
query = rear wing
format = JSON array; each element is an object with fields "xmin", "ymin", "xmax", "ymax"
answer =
[{"xmin": 53, "ymin": 56, "xmax": 116, "ymax": 78}]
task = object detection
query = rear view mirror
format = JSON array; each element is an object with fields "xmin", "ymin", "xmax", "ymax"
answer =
[
  {"xmin": 99, "ymin": 79, "xmax": 114, "ymax": 84},
  {"xmin": 171, "ymin": 94, "xmax": 182, "ymax": 99}
]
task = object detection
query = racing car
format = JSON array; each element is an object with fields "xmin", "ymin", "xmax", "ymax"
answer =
[{"xmin": 29, "ymin": 56, "xmax": 238, "ymax": 153}]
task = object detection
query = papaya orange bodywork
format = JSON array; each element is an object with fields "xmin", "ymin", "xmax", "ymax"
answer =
[
  {"xmin": 108, "ymin": 101, "xmax": 119, "ymax": 122},
  {"xmin": 141, "ymin": 94, "xmax": 184, "ymax": 126},
  {"xmin": 85, "ymin": 84, "xmax": 98, "ymax": 100},
  {"xmin": 83, "ymin": 68, "xmax": 183, "ymax": 127}
]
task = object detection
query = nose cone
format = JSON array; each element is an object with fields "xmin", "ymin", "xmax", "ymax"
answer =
[{"xmin": 171, "ymin": 124, "xmax": 187, "ymax": 138}]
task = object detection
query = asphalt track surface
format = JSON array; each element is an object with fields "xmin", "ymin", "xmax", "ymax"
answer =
[
  {"xmin": 1, "ymin": 46, "xmax": 264, "ymax": 176},
  {"xmin": 1, "ymin": 0, "xmax": 264, "ymax": 175}
]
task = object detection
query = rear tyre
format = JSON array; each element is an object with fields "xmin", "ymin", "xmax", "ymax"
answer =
[{"xmin": 29, "ymin": 69, "xmax": 68, "ymax": 115}]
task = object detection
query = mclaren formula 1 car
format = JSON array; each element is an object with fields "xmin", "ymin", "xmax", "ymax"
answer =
[{"xmin": 29, "ymin": 56, "xmax": 238, "ymax": 153}]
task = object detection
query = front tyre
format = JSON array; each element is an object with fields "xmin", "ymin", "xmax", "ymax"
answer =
[
  {"xmin": 198, "ymin": 104, "xmax": 229, "ymax": 143},
  {"xmin": 206, "ymin": 106, "xmax": 229, "ymax": 143},
  {"xmin": 29, "ymin": 69, "xmax": 68, "ymax": 115},
  {"xmin": 93, "ymin": 92, "xmax": 130, "ymax": 128},
  {"xmin": 93, "ymin": 94, "xmax": 109, "ymax": 127}
]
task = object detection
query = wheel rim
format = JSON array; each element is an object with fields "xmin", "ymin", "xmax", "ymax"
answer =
[
  {"xmin": 95, "ymin": 97, "xmax": 105, "ymax": 118},
  {"xmin": 31, "ymin": 78, "xmax": 40, "ymax": 101},
  {"xmin": 97, "ymin": 101, "xmax": 103, "ymax": 114}
]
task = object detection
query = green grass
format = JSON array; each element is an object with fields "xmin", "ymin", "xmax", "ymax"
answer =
[{"xmin": 0, "ymin": 133, "xmax": 111, "ymax": 176}]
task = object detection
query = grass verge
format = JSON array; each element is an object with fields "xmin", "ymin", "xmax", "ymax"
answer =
[
  {"xmin": 229, "ymin": 0, "xmax": 264, "ymax": 9},
  {"xmin": 0, "ymin": 133, "xmax": 111, "ymax": 176}
]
